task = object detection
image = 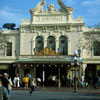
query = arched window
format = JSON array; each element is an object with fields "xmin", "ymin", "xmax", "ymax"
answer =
[
  {"xmin": 59, "ymin": 36, "xmax": 68, "ymax": 55},
  {"xmin": 47, "ymin": 36, "xmax": 55, "ymax": 51},
  {"xmin": 35, "ymin": 36, "xmax": 44, "ymax": 52}
]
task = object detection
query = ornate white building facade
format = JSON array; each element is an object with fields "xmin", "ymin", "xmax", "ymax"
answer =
[{"xmin": 0, "ymin": 0, "xmax": 100, "ymax": 87}]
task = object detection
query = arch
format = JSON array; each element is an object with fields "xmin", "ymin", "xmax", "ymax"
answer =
[
  {"xmin": 64, "ymin": 34, "xmax": 70, "ymax": 41},
  {"xmin": 47, "ymin": 36, "xmax": 56, "ymax": 51},
  {"xmin": 35, "ymin": 36, "xmax": 44, "ymax": 52},
  {"xmin": 31, "ymin": 34, "xmax": 45, "ymax": 41},
  {"xmin": 59, "ymin": 36, "xmax": 68, "ymax": 55}
]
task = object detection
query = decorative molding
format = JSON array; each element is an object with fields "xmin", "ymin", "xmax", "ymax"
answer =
[
  {"xmin": 30, "ymin": 0, "xmax": 46, "ymax": 14},
  {"xmin": 31, "ymin": 26, "xmax": 36, "ymax": 33},
  {"xmin": 46, "ymin": 4, "xmax": 57, "ymax": 13},
  {"xmin": 66, "ymin": 25, "xmax": 71, "ymax": 32},
  {"xmin": 57, "ymin": 0, "xmax": 73, "ymax": 13},
  {"xmin": 54, "ymin": 26, "xmax": 59, "ymax": 32},
  {"xmin": 42, "ymin": 26, "xmax": 47, "ymax": 32}
]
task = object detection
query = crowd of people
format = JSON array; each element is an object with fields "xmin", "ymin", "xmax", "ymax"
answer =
[
  {"xmin": 0, "ymin": 72, "xmax": 100, "ymax": 99},
  {"xmin": 60, "ymin": 74, "xmax": 100, "ymax": 88},
  {"xmin": 13, "ymin": 73, "xmax": 36, "ymax": 96},
  {"xmin": 0, "ymin": 72, "xmax": 37, "ymax": 100}
]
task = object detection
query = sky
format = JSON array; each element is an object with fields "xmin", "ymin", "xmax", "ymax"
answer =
[{"xmin": 0, "ymin": 0, "xmax": 100, "ymax": 28}]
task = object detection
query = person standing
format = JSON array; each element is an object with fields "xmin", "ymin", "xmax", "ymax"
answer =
[
  {"xmin": 81, "ymin": 74, "xmax": 84, "ymax": 87},
  {"xmin": 2, "ymin": 73, "xmax": 9, "ymax": 91},
  {"xmin": 13, "ymin": 76, "xmax": 17, "ymax": 88},
  {"xmin": 13, "ymin": 75, "xmax": 20, "ymax": 88},
  {"xmin": 24, "ymin": 75, "xmax": 29, "ymax": 89},
  {"xmin": 0, "ymin": 77, "xmax": 8, "ymax": 100},
  {"xmin": 8, "ymin": 77, "xmax": 13, "ymax": 98},
  {"xmin": 16, "ymin": 75, "xmax": 20, "ymax": 88},
  {"xmin": 21, "ymin": 75, "xmax": 25, "ymax": 88},
  {"xmin": 28, "ymin": 73, "xmax": 31, "ymax": 87}
]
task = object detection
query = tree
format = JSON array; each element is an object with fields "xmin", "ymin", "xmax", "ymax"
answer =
[
  {"xmin": 83, "ymin": 23, "xmax": 100, "ymax": 50},
  {"xmin": 75, "ymin": 23, "xmax": 100, "ymax": 57},
  {"xmin": 0, "ymin": 30, "xmax": 8, "ymax": 56}
]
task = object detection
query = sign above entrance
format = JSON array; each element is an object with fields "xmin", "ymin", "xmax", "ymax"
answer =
[
  {"xmin": 34, "ymin": 15, "xmax": 67, "ymax": 23},
  {"xmin": 35, "ymin": 47, "xmax": 59, "ymax": 56}
]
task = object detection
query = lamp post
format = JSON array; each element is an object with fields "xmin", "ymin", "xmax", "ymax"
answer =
[{"xmin": 73, "ymin": 49, "xmax": 82, "ymax": 93}]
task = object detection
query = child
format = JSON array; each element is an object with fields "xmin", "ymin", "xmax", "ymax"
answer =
[{"xmin": 0, "ymin": 77, "xmax": 8, "ymax": 100}]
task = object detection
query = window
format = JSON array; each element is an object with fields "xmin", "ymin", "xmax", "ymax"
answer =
[
  {"xmin": 7, "ymin": 42, "xmax": 12, "ymax": 56},
  {"xmin": 35, "ymin": 36, "xmax": 44, "ymax": 52},
  {"xmin": 59, "ymin": 36, "xmax": 68, "ymax": 55},
  {"xmin": 47, "ymin": 36, "xmax": 55, "ymax": 51},
  {"xmin": 94, "ymin": 41, "xmax": 100, "ymax": 56}
]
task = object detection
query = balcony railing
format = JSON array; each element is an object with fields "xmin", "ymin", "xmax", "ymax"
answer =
[{"xmin": 19, "ymin": 55, "xmax": 72, "ymax": 59}]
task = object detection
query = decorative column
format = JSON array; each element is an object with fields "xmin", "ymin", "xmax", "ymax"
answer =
[
  {"xmin": 30, "ymin": 65, "xmax": 36, "ymax": 79},
  {"xmin": 58, "ymin": 65, "xmax": 61, "ymax": 87},
  {"xmin": 44, "ymin": 39, "xmax": 47, "ymax": 48},
  {"xmin": 18, "ymin": 66, "xmax": 24, "ymax": 78},
  {"xmin": 33, "ymin": 66, "xmax": 36, "ymax": 79},
  {"xmin": 56, "ymin": 39, "xmax": 59, "ymax": 53}
]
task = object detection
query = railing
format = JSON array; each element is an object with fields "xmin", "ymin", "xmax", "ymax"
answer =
[
  {"xmin": 19, "ymin": 55, "xmax": 72, "ymax": 59},
  {"xmin": 0, "ymin": 55, "xmax": 72, "ymax": 60}
]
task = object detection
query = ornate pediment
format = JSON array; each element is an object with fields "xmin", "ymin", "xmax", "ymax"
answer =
[
  {"xmin": 35, "ymin": 47, "xmax": 59, "ymax": 56},
  {"xmin": 46, "ymin": 4, "xmax": 57, "ymax": 13},
  {"xmin": 29, "ymin": 0, "xmax": 83, "ymax": 24},
  {"xmin": 30, "ymin": 0, "xmax": 73, "ymax": 14}
]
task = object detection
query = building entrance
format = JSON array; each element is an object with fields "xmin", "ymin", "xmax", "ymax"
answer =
[{"xmin": 36, "ymin": 64, "xmax": 68, "ymax": 87}]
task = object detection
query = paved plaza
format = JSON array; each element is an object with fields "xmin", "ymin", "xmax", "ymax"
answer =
[
  {"xmin": 9, "ymin": 91, "xmax": 100, "ymax": 100},
  {"xmin": 9, "ymin": 89, "xmax": 100, "ymax": 100}
]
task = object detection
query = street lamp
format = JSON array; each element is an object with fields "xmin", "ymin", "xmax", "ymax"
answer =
[{"xmin": 73, "ymin": 49, "xmax": 82, "ymax": 93}]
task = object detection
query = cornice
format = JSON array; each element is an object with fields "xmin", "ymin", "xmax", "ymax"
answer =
[
  {"xmin": 2, "ymin": 30, "xmax": 20, "ymax": 35},
  {"xmin": 30, "ymin": 23, "xmax": 85, "ymax": 27}
]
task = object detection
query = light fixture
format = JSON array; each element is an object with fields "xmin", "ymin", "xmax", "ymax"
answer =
[
  {"xmin": 61, "ymin": 65, "xmax": 63, "ymax": 67},
  {"xmin": 36, "ymin": 64, "xmax": 39, "ymax": 67},
  {"xmin": 25, "ymin": 64, "xmax": 27, "ymax": 67},
  {"xmin": 43, "ymin": 64, "xmax": 45, "ymax": 67},
  {"xmin": 18, "ymin": 64, "xmax": 21, "ymax": 67},
  {"xmin": 68, "ymin": 65, "xmax": 70, "ymax": 67}
]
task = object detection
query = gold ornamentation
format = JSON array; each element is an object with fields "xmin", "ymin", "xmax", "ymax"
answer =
[{"xmin": 35, "ymin": 47, "xmax": 59, "ymax": 56}]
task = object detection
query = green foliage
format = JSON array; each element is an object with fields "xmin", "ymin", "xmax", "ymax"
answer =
[{"xmin": 83, "ymin": 23, "xmax": 100, "ymax": 50}]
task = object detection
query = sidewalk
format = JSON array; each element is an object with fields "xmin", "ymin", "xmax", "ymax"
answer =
[{"xmin": 13, "ymin": 87, "xmax": 100, "ymax": 94}]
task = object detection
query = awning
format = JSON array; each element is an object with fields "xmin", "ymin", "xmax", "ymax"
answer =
[{"xmin": 14, "ymin": 57, "xmax": 73, "ymax": 64}]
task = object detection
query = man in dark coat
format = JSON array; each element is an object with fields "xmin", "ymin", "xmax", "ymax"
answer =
[
  {"xmin": 0, "ymin": 73, "xmax": 9, "ymax": 91},
  {"xmin": 0, "ymin": 76, "xmax": 8, "ymax": 100}
]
